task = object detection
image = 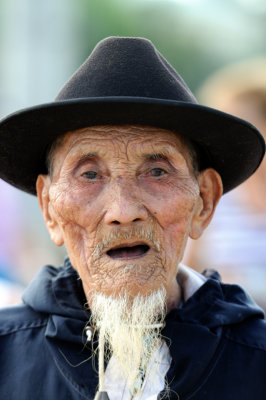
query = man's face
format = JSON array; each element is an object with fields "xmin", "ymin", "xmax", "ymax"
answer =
[{"xmin": 38, "ymin": 125, "xmax": 211, "ymax": 305}]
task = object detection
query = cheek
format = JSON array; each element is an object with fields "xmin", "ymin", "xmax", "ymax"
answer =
[
  {"xmin": 151, "ymin": 193, "xmax": 197, "ymax": 259},
  {"xmin": 140, "ymin": 176, "xmax": 199, "ymax": 227},
  {"xmin": 49, "ymin": 184, "xmax": 101, "ymax": 273},
  {"xmin": 153, "ymin": 194, "xmax": 196, "ymax": 229},
  {"xmin": 50, "ymin": 181, "xmax": 101, "ymax": 230}
]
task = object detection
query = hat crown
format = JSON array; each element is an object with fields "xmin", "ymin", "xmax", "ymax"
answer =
[{"xmin": 56, "ymin": 36, "xmax": 197, "ymax": 104}]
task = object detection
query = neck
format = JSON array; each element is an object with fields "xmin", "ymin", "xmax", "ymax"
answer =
[{"xmin": 165, "ymin": 276, "xmax": 182, "ymax": 313}]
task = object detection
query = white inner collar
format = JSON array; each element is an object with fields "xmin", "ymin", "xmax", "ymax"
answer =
[{"xmin": 177, "ymin": 263, "xmax": 207, "ymax": 302}]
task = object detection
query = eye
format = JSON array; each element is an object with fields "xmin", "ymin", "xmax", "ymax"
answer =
[
  {"xmin": 83, "ymin": 171, "xmax": 98, "ymax": 180},
  {"xmin": 151, "ymin": 168, "xmax": 166, "ymax": 177}
]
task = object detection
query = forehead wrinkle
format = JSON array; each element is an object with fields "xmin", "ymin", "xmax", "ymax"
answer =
[
  {"xmin": 54, "ymin": 137, "xmax": 139, "ymax": 176},
  {"xmin": 53, "ymin": 125, "xmax": 191, "ymax": 172},
  {"xmin": 58, "ymin": 136, "xmax": 121, "ymax": 164},
  {"xmin": 63, "ymin": 125, "xmax": 183, "ymax": 151}
]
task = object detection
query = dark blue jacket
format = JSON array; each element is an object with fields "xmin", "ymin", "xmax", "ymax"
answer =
[{"xmin": 0, "ymin": 258, "xmax": 266, "ymax": 399}]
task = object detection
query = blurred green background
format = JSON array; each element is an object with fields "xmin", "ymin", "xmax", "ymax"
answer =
[
  {"xmin": 0, "ymin": 0, "xmax": 265, "ymax": 304},
  {"xmin": 1, "ymin": 0, "xmax": 266, "ymax": 116}
]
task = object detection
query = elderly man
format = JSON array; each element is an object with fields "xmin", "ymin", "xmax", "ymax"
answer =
[{"xmin": 0, "ymin": 37, "xmax": 265, "ymax": 400}]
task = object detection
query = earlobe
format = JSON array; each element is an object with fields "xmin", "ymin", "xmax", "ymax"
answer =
[
  {"xmin": 36, "ymin": 175, "xmax": 64, "ymax": 247},
  {"xmin": 189, "ymin": 168, "xmax": 223, "ymax": 240}
]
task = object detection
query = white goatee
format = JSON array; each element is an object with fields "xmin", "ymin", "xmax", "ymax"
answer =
[{"xmin": 90, "ymin": 288, "xmax": 166, "ymax": 396}]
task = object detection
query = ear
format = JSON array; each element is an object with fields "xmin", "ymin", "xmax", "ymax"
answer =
[
  {"xmin": 189, "ymin": 168, "xmax": 223, "ymax": 240},
  {"xmin": 36, "ymin": 175, "xmax": 64, "ymax": 246}
]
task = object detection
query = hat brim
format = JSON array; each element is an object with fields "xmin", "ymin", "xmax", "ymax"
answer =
[{"xmin": 0, "ymin": 96, "xmax": 265, "ymax": 195}]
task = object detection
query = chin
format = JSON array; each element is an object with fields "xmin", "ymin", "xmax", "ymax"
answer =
[
  {"xmin": 86, "ymin": 254, "xmax": 167, "ymax": 300},
  {"xmin": 102, "ymin": 276, "xmax": 165, "ymax": 299}
]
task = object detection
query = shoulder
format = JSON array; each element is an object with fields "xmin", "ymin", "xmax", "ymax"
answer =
[
  {"xmin": 0, "ymin": 302, "xmax": 48, "ymax": 337},
  {"xmin": 226, "ymin": 316, "xmax": 266, "ymax": 352}
]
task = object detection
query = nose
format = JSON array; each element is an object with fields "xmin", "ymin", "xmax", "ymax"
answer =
[{"xmin": 104, "ymin": 178, "xmax": 148, "ymax": 226}]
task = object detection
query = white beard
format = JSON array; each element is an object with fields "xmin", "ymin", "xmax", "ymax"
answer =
[{"xmin": 89, "ymin": 288, "xmax": 166, "ymax": 392}]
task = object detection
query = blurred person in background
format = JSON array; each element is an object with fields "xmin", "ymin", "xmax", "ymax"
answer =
[
  {"xmin": 0, "ymin": 180, "xmax": 24, "ymax": 305},
  {"xmin": 0, "ymin": 37, "xmax": 266, "ymax": 399},
  {"xmin": 184, "ymin": 59, "xmax": 266, "ymax": 310}
]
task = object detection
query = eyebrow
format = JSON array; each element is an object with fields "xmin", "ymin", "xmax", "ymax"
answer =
[
  {"xmin": 74, "ymin": 152, "xmax": 98, "ymax": 170},
  {"xmin": 141, "ymin": 153, "xmax": 169, "ymax": 161}
]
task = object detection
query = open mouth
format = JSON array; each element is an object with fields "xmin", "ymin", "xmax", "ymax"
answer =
[{"xmin": 106, "ymin": 244, "xmax": 150, "ymax": 259}]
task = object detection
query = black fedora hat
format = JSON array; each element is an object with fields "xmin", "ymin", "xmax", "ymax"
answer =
[{"xmin": 0, "ymin": 36, "xmax": 265, "ymax": 195}]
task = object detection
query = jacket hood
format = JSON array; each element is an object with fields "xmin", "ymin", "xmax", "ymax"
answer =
[
  {"xmin": 23, "ymin": 258, "xmax": 88, "ymax": 320},
  {"xmin": 23, "ymin": 258, "xmax": 264, "ymax": 328}
]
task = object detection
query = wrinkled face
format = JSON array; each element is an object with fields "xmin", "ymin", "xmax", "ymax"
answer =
[{"xmin": 37, "ymin": 125, "xmax": 220, "ymax": 306}]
